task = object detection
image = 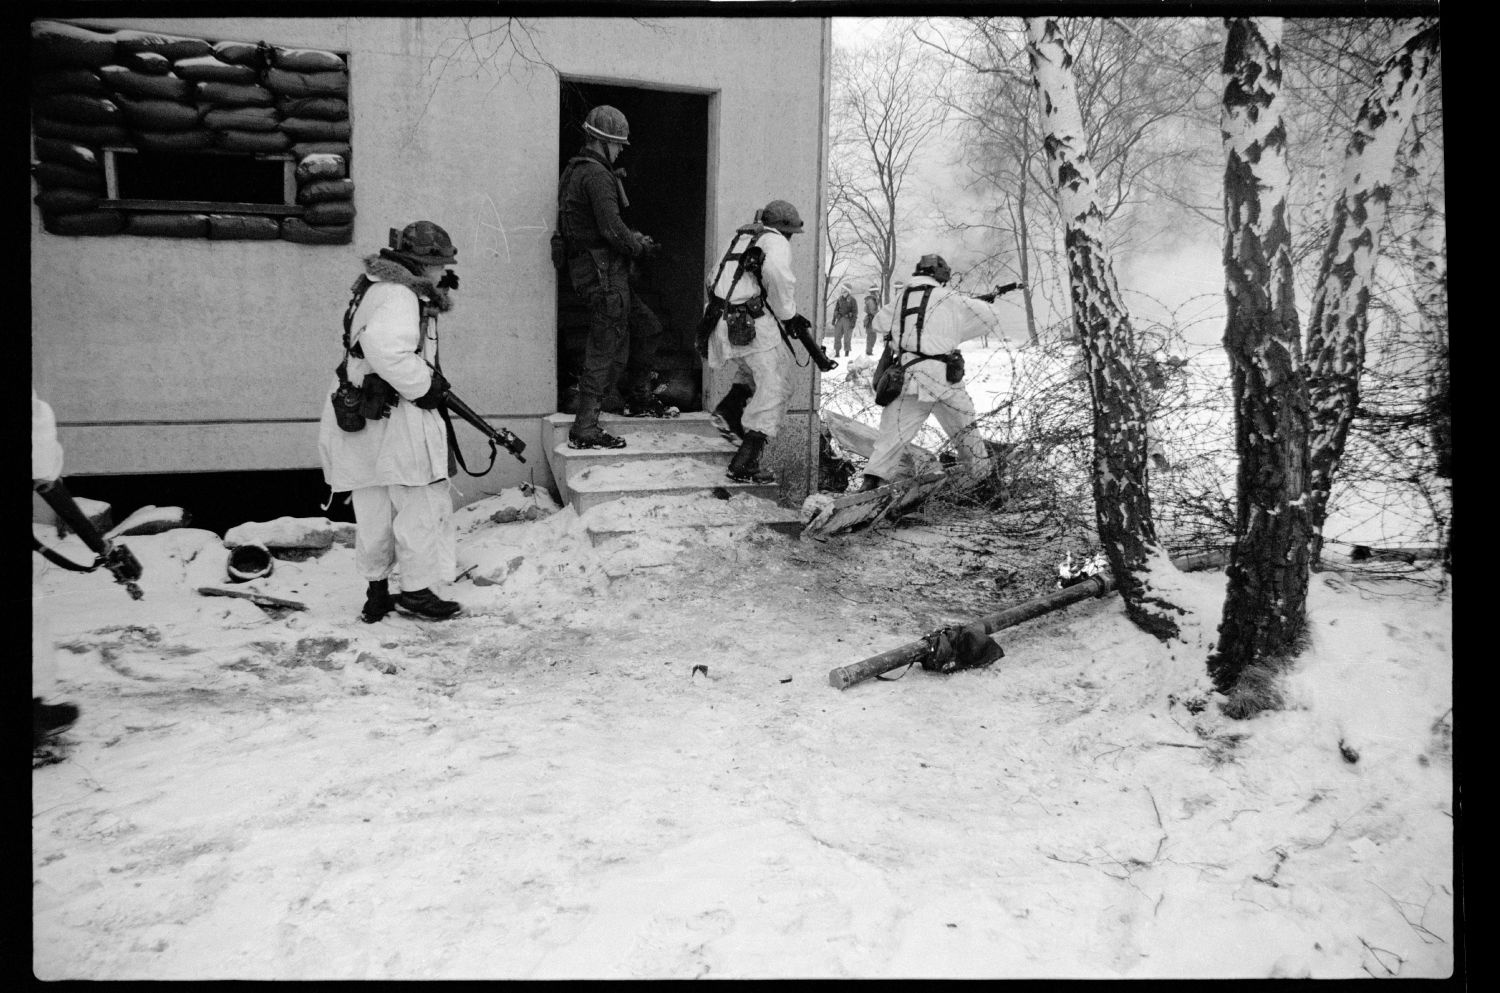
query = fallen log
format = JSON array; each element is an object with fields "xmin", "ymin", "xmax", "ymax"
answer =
[
  {"xmin": 802, "ymin": 471, "xmax": 948, "ymax": 539},
  {"xmin": 196, "ymin": 586, "xmax": 307, "ymax": 611},
  {"xmin": 828, "ymin": 548, "xmax": 1230, "ymax": 690}
]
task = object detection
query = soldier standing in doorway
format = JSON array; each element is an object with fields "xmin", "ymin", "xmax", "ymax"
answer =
[{"xmin": 556, "ymin": 105, "xmax": 668, "ymax": 449}]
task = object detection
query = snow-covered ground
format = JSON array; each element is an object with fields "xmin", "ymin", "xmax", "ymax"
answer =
[{"xmin": 32, "ymin": 474, "xmax": 1455, "ymax": 978}]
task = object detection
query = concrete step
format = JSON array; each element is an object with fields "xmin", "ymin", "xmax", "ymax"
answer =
[
  {"xmin": 542, "ymin": 411, "xmax": 724, "ymax": 453},
  {"xmin": 563, "ymin": 454, "xmax": 778, "ymax": 515},
  {"xmin": 549, "ymin": 429, "xmax": 736, "ymax": 505},
  {"xmin": 580, "ymin": 492, "xmax": 803, "ymax": 546}
]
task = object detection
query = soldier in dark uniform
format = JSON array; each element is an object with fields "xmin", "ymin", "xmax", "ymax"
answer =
[{"xmin": 556, "ymin": 105, "xmax": 666, "ymax": 449}]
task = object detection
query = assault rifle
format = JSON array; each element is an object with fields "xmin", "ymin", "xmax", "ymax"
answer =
[
  {"xmin": 33, "ymin": 478, "xmax": 145, "ymax": 599},
  {"xmin": 440, "ymin": 390, "xmax": 527, "ymax": 464},
  {"xmin": 777, "ymin": 314, "xmax": 839, "ymax": 373}
]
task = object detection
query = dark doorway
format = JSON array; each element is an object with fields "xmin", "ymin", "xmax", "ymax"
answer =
[{"xmin": 557, "ymin": 80, "xmax": 710, "ymax": 414}]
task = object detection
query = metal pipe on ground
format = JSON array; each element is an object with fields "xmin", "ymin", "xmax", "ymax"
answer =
[{"xmin": 828, "ymin": 548, "xmax": 1231, "ymax": 690}]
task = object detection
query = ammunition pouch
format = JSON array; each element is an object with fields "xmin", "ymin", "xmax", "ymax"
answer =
[
  {"xmin": 943, "ymin": 349, "xmax": 965, "ymax": 384},
  {"xmin": 331, "ymin": 358, "xmax": 365, "ymax": 432},
  {"xmin": 358, "ymin": 373, "xmax": 399, "ymax": 421},
  {"xmin": 725, "ymin": 297, "xmax": 764, "ymax": 347},
  {"xmin": 550, "ymin": 230, "xmax": 568, "ymax": 271}
]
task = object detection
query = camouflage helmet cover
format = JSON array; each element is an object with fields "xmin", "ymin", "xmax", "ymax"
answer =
[
  {"xmin": 759, "ymin": 199, "xmax": 804, "ymax": 235},
  {"xmin": 388, "ymin": 220, "xmax": 457, "ymax": 266}
]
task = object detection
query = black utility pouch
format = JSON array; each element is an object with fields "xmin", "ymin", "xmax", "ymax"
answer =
[
  {"xmin": 725, "ymin": 297, "xmax": 763, "ymax": 347},
  {"xmin": 358, "ymin": 373, "xmax": 399, "ymax": 420},
  {"xmin": 944, "ymin": 349, "xmax": 965, "ymax": 384},
  {"xmin": 331, "ymin": 359, "xmax": 365, "ymax": 432}
]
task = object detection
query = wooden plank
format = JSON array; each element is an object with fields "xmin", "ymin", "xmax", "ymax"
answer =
[
  {"xmin": 802, "ymin": 471, "xmax": 948, "ymax": 538},
  {"xmin": 196, "ymin": 586, "xmax": 307, "ymax": 611}
]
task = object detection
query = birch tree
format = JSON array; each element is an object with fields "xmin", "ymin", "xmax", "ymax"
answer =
[
  {"xmin": 1302, "ymin": 19, "xmax": 1440, "ymax": 564},
  {"xmin": 1207, "ymin": 17, "xmax": 1313, "ymax": 698},
  {"xmin": 1025, "ymin": 16, "xmax": 1181, "ymax": 640}
]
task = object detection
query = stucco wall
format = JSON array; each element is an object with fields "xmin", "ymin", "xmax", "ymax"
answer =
[{"xmin": 30, "ymin": 16, "xmax": 829, "ymax": 503}]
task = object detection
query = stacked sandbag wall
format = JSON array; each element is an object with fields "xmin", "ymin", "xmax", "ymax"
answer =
[{"xmin": 31, "ymin": 21, "xmax": 354, "ymax": 245}]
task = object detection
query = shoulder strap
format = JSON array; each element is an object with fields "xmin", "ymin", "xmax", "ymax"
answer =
[
  {"xmin": 337, "ymin": 276, "xmax": 376, "ymax": 383},
  {"xmin": 709, "ymin": 227, "xmax": 764, "ymax": 306},
  {"xmin": 896, "ymin": 285, "xmax": 937, "ymax": 357}
]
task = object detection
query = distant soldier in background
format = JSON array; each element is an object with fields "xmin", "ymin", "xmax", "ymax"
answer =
[
  {"xmin": 830, "ymin": 285, "xmax": 857, "ymax": 358},
  {"xmin": 862, "ymin": 284, "xmax": 881, "ymax": 356}
]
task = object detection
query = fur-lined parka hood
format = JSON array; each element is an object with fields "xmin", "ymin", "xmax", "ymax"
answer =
[{"xmin": 358, "ymin": 254, "xmax": 454, "ymax": 312}]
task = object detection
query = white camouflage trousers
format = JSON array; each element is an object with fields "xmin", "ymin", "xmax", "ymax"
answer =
[
  {"xmin": 865, "ymin": 388, "xmax": 992, "ymax": 482},
  {"xmin": 721, "ymin": 345, "xmax": 794, "ymax": 439},
  {"xmin": 351, "ymin": 480, "xmax": 456, "ymax": 594}
]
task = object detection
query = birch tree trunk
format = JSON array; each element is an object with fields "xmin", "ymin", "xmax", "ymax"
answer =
[
  {"xmin": 1207, "ymin": 17, "xmax": 1313, "ymax": 694},
  {"xmin": 1025, "ymin": 17, "xmax": 1180, "ymax": 640},
  {"xmin": 1304, "ymin": 19, "xmax": 1440, "ymax": 564}
]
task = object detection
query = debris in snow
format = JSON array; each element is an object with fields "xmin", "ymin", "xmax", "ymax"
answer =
[
  {"xmin": 453, "ymin": 485, "xmax": 562, "ymax": 533},
  {"xmin": 105, "ymin": 505, "xmax": 190, "ymax": 538},
  {"xmin": 224, "ymin": 516, "xmax": 338, "ymax": 550},
  {"xmin": 1055, "ymin": 550, "xmax": 1109, "ymax": 588},
  {"xmin": 1338, "ymin": 738, "xmax": 1360, "ymax": 764},
  {"xmin": 196, "ymin": 586, "xmax": 307, "ymax": 611}
]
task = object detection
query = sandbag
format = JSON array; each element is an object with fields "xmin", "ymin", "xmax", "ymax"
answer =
[
  {"xmin": 116, "ymin": 96, "xmax": 202, "ymax": 131},
  {"xmin": 34, "ymin": 187, "xmax": 99, "ymax": 212},
  {"xmin": 135, "ymin": 129, "xmax": 217, "ymax": 151},
  {"xmin": 303, "ymin": 200, "xmax": 355, "ymax": 225},
  {"xmin": 172, "ymin": 55, "xmax": 259, "ymax": 84},
  {"xmin": 202, "ymin": 105, "xmax": 281, "ymax": 132},
  {"xmin": 208, "ymin": 214, "xmax": 281, "ymax": 240},
  {"xmin": 33, "ymin": 162, "xmax": 105, "ymax": 193},
  {"xmin": 98, "ymin": 66, "xmax": 194, "ymax": 101},
  {"xmin": 276, "ymin": 96, "xmax": 348, "ymax": 120},
  {"xmin": 213, "ymin": 40, "xmax": 264, "ymax": 66},
  {"xmin": 31, "ymin": 21, "xmax": 118, "ymax": 69},
  {"xmin": 294, "ymin": 153, "xmax": 345, "ymax": 182},
  {"xmin": 125, "ymin": 212, "xmax": 210, "ymax": 238},
  {"xmin": 113, "ymin": 29, "xmax": 213, "ymax": 63},
  {"xmin": 121, "ymin": 51, "xmax": 174, "ymax": 76},
  {"xmin": 32, "ymin": 68, "xmax": 107, "ymax": 96},
  {"xmin": 34, "ymin": 138, "xmax": 100, "ymax": 171},
  {"xmin": 34, "ymin": 93, "xmax": 122, "ymax": 125},
  {"xmin": 264, "ymin": 67, "xmax": 347, "ymax": 98},
  {"xmin": 292, "ymin": 141, "xmax": 350, "ymax": 160},
  {"xmin": 280, "ymin": 116, "xmax": 350, "ymax": 142},
  {"xmin": 215, "ymin": 129, "xmax": 291, "ymax": 153},
  {"xmin": 33, "ymin": 117, "xmax": 130, "ymax": 146},
  {"xmin": 281, "ymin": 217, "xmax": 352, "ymax": 245},
  {"xmin": 272, "ymin": 48, "xmax": 346, "ymax": 72},
  {"xmin": 195, "ymin": 81, "xmax": 275, "ymax": 107},
  {"xmin": 296, "ymin": 178, "xmax": 354, "ymax": 203},
  {"xmin": 41, "ymin": 210, "xmax": 126, "ymax": 236}
]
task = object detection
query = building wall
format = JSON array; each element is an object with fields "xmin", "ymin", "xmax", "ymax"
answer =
[{"xmin": 30, "ymin": 16, "xmax": 829, "ymax": 504}]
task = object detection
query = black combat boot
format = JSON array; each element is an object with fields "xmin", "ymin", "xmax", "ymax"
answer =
[
  {"xmin": 859, "ymin": 474, "xmax": 885, "ymax": 492},
  {"xmin": 361, "ymin": 578, "xmax": 394, "ymax": 623},
  {"xmin": 393, "ymin": 588, "xmax": 462, "ymax": 620},
  {"xmin": 710, "ymin": 383, "xmax": 755, "ymax": 443},
  {"xmin": 726, "ymin": 429, "xmax": 774, "ymax": 484},
  {"xmin": 568, "ymin": 399, "xmax": 627, "ymax": 450},
  {"xmin": 33, "ymin": 698, "xmax": 80, "ymax": 748}
]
